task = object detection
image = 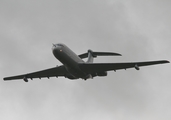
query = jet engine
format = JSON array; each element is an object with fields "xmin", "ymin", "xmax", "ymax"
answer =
[{"xmin": 96, "ymin": 71, "xmax": 107, "ymax": 76}]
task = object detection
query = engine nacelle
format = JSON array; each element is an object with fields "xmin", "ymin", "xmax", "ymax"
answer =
[
  {"xmin": 135, "ymin": 64, "xmax": 140, "ymax": 70},
  {"xmin": 96, "ymin": 71, "xmax": 107, "ymax": 76},
  {"xmin": 23, "ymin": 77, "xmax": 28, "ymax": 82}
]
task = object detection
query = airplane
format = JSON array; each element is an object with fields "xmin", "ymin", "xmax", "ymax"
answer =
[{"xmin": 3, "ymin": 43, "xmax": 169, "ymax": 82}]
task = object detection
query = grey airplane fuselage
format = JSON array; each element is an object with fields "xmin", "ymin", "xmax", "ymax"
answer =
[{"xmin": 52, "ymin": 44, "xmax": 87, "ymax": 79}]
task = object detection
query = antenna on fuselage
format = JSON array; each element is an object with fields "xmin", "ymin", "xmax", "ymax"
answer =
[{"xmin": 52, "ymin": 43, "xmax": 56, "ymax": 47}]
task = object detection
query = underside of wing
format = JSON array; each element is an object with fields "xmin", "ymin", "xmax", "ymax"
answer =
[
  {"xmin": 79, "ymin": 60, "xmax": 169, "ymax": 73},
  {"xmin": 3, "ymin": 65, "xmax": 68, "ymax": 81}
]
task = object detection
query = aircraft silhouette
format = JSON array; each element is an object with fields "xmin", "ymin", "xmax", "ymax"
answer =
[{"xmin": 4, "ymin": 43, "xmax": 169, "ymax": 82}]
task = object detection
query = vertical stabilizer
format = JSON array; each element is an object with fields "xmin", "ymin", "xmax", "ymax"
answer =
[{"xmin": 86, "ymin": 50, "xmax": 94, "ymax": 63}]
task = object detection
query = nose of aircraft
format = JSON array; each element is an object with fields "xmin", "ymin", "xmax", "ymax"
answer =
[
  {"xmin": 52, "ymin": 44, "xmax": 64, "ymax": 59},
  {"xmin": 52, "ymin": 44, "xmax": 63, "ymax": 53}
]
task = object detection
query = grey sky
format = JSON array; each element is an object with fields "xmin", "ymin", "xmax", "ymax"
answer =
[{"xmin": 1, "ymin": 0, "xmax": 171, "ymax": 120}]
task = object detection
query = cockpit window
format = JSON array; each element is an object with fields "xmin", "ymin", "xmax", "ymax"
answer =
[{"xmin": 57, "ymin": 44, "xmax": 64, "ymax": 47}]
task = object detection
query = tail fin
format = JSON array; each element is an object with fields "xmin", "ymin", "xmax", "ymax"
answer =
[
  {"xmin": 78, "ymin": 50, "xmax": 122, "ymax": 63},
  {"xmin": 87, "ymin": 50, "xmax": 94, "ymax": 63}
]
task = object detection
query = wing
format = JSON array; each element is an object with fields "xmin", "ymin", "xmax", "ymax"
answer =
[
  {"xmin": 79, "ymin": 60, "xmax": 169, "ymax": 73},
  {"xmin": 3, "ymin": 65, "xmax": 68, "ymax": 81}
]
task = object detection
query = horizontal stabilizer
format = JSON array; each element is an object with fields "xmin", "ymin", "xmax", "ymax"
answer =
[{"xmin": 79, "ymin": 50, "xmax": 121, "ymax": 59}]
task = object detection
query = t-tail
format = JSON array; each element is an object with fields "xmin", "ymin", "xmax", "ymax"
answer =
[
  {"xmin": 87, "ymin": 50, "xmax": 94, "ymax": 63},
  {"xmin": 78, "ymin": 50, "xmax": 122, "ymax": 63}
]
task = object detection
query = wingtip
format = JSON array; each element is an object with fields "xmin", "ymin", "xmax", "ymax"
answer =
[
  {"xmin": 3, "ymin": 77, "xmax": 7, "ymax": 81},
  {"xmin": 166, "ymin": 60, "xmax": 170, "ymax": 63},
  {"xmin": 113, "ymin": 53, "xmax": 122, "ymax": 56},
  {"xmin": 161, "ymin": 60, "xmax": 170, "ymax": 63}
]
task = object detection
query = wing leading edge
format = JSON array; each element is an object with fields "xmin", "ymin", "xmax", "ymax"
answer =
[
  {"xmin": 3, "ymin": 65, "xmax": 68, "ymax": 81},
  {"xmin": 79, "ymin": 60, "xmax": 169, "ymax": 73}
]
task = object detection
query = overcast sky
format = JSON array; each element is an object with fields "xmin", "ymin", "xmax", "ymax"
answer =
[{"xmin": 0, "ymin": 0, "xmax": 171, "ymax": 120}]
